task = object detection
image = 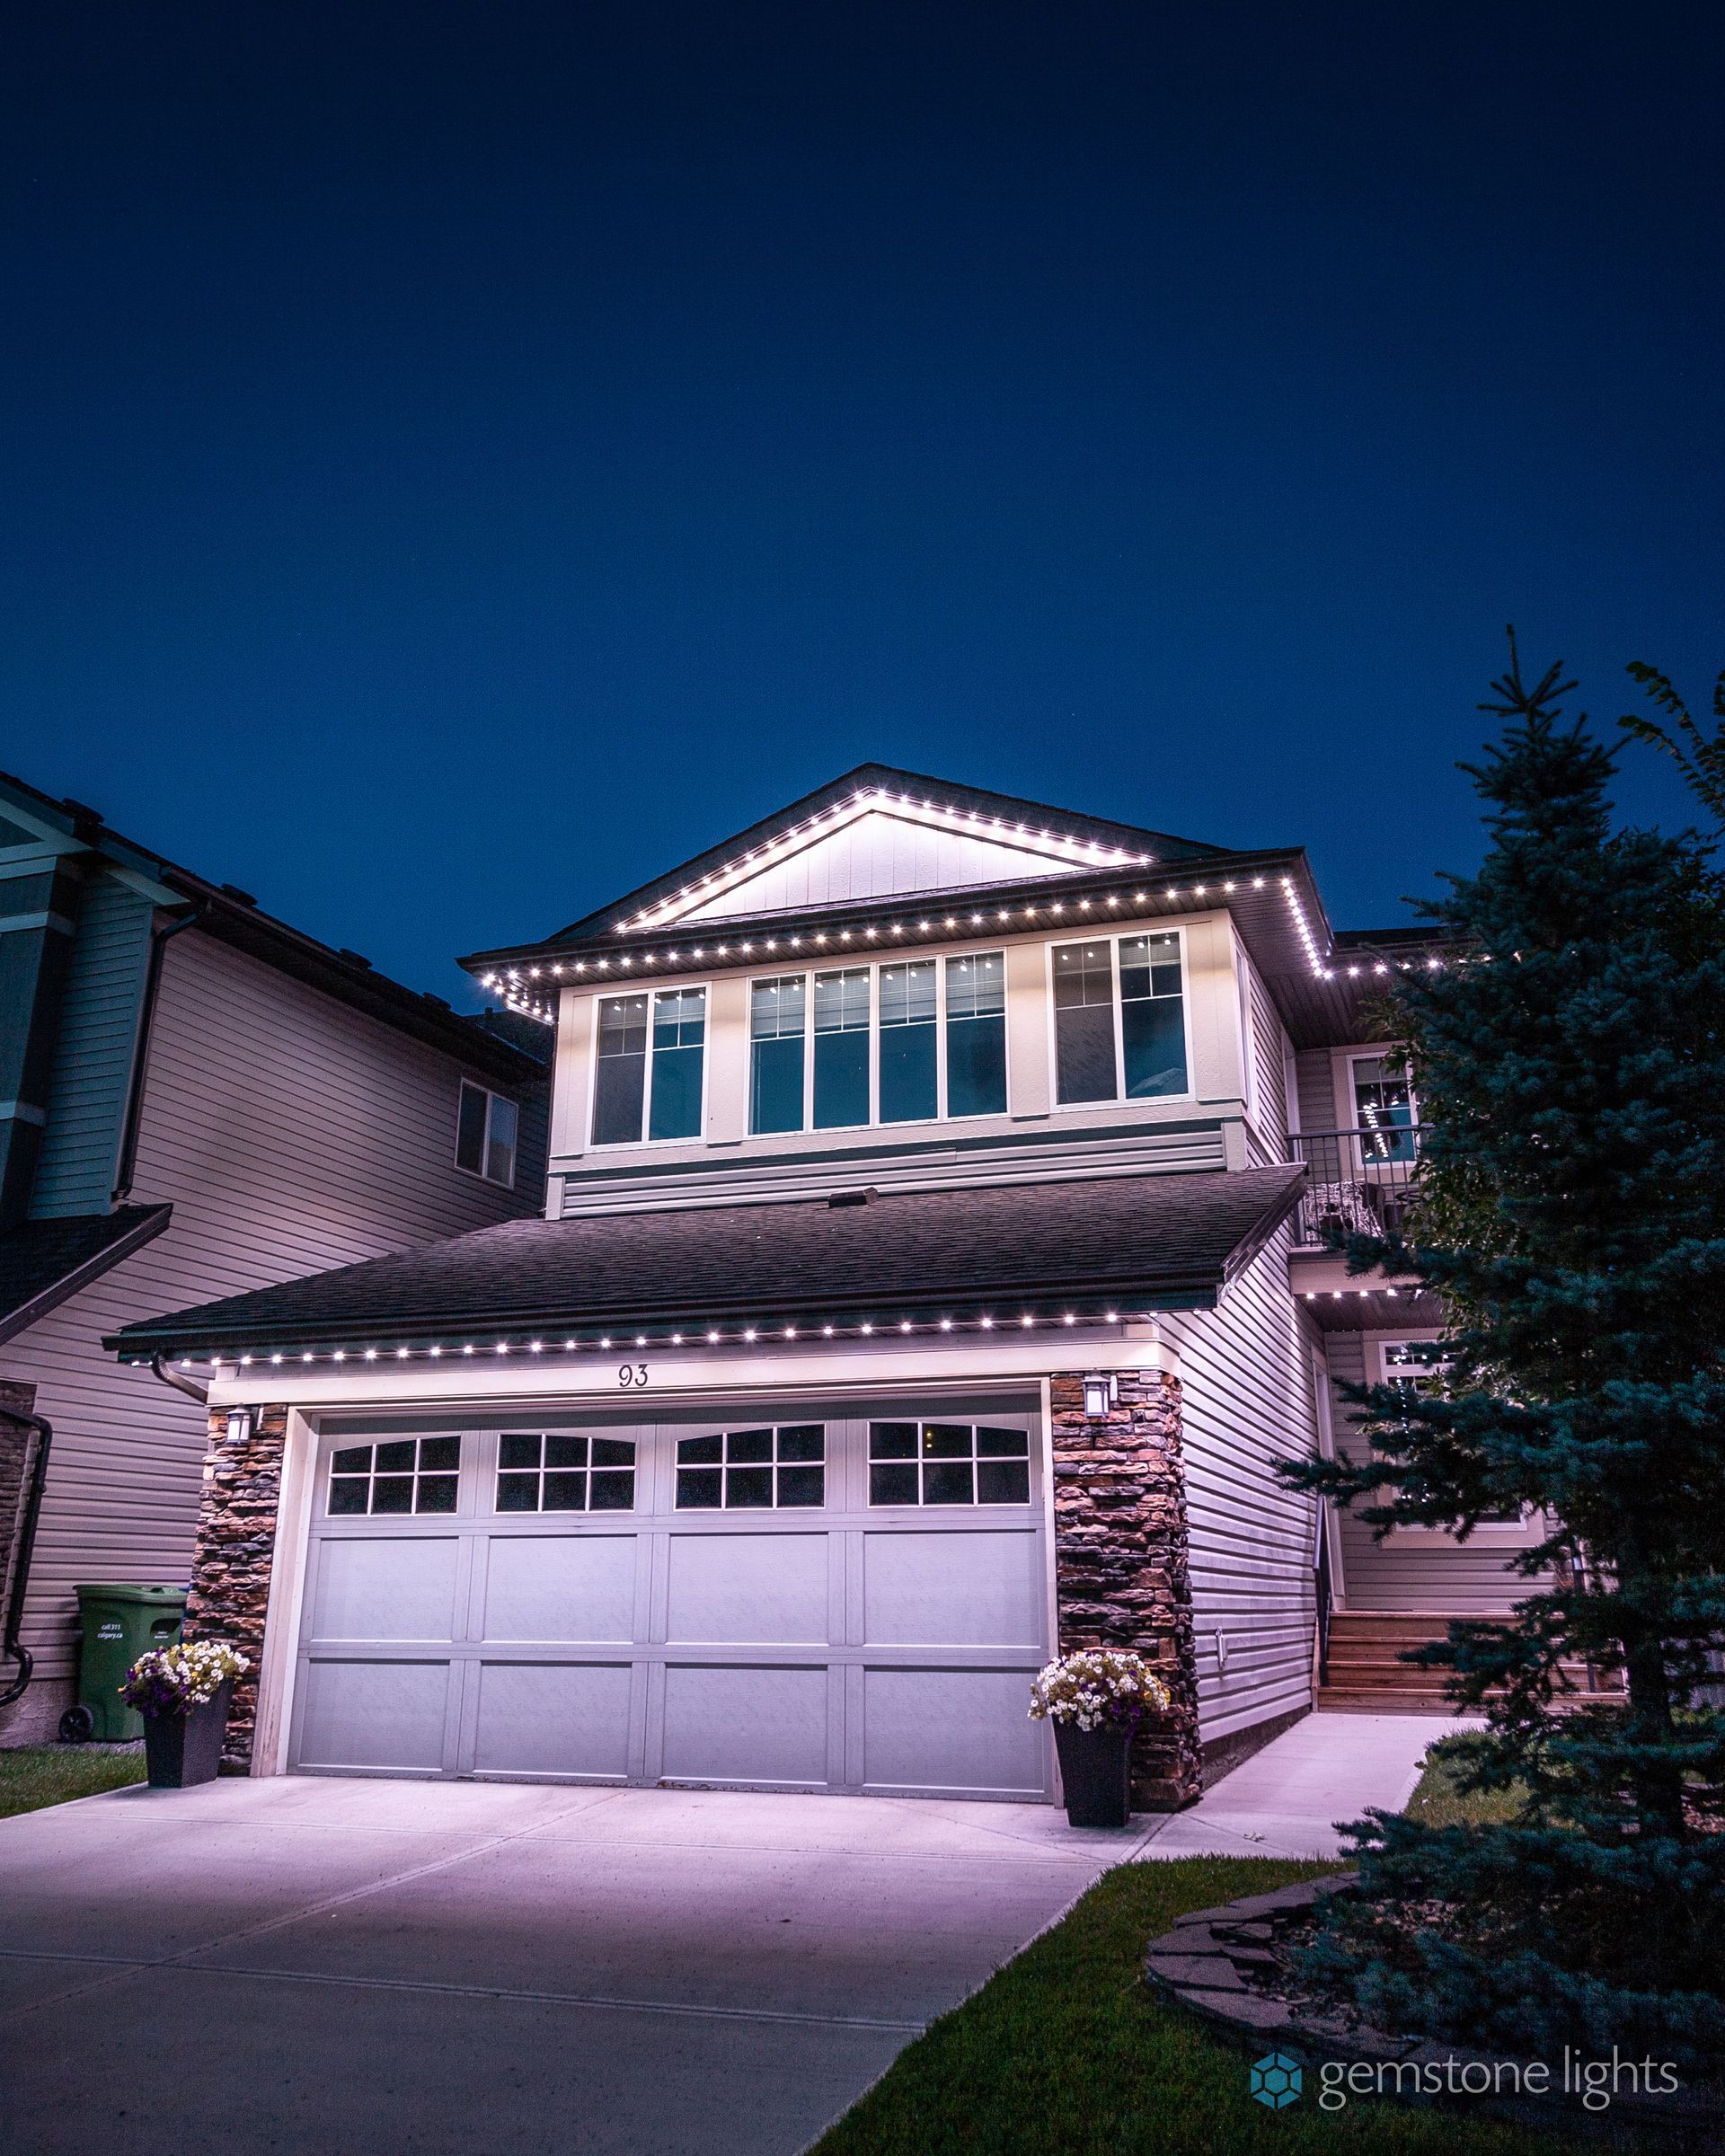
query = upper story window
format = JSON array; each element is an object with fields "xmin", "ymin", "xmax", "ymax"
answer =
[
  {"xmin": 747, "ymin": 953, "xmax": 1008, "ymax": 1136},
  {"xmin": 456, "ymin": 1082, "xmax": 518, "ymax": 1187},
  {"xmin": 815, "ymin": 968, "xmax": 871, "ymax": 1127},
  {"xmin": 1052, "ymin": 932, "xmax": 1188, "ymax": 1107},
  {"xmin": 592, "ymin": 987, "xmax": 707, "ymax": 1145},
  {"xmin": 1350, "ymin": 1054, "xmax": 1416, "ymax": 1162}
]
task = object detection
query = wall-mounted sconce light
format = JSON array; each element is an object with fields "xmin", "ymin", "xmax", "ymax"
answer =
[
  {"xmin": 225, "ymin": 1409, "xmax": 253, "ymax": 1446},
  {"xmin": 1081, "ymin": 1372, "xmax": 1117, "ymax": 1418}
]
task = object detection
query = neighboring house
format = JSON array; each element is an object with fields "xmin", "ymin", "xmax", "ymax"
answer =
[
  {"xmin": 0, "ymin": 771, "xmax": 549, "ymax": 1741},
  {"xmin": 110, "ymin": 765, "xmax": 1534, "ymax": 1805}
]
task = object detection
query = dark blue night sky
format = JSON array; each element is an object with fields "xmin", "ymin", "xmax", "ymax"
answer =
[{"xmin": 4, "ymin": 4, "xmax": 1721, "ymax": 1005}]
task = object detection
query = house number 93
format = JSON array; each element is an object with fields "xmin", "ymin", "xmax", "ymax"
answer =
[{"xmin": 618, "ymin": 1363, "xmax": 649, "ymax": 1389}]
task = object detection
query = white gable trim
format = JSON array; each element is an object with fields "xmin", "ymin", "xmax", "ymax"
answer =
[{"xmin": 617, "ymin": 788, "xmax": 1154, "ymax": 933}]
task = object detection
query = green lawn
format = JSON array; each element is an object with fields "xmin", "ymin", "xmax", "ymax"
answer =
[
  {"xmin": 810, "ymin": 1857, "xmax": 1572, "ymax": 2156},
  {"xmin": 0, "ymin": 1743, "xmax": 145, "ymax": 1819},
  {"xmin": 1404, "ymin": 1736, "xmax": 1529, "ymax": 1829}
]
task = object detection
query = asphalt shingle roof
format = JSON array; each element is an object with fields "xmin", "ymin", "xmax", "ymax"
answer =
[
  {"xmin": 107, "ymin": 1167, "xmax": 1304, "ymax": 1358},
  {"xmin": 1, "ymin": 1206, "xmax": 172, "ymax": 1348}
]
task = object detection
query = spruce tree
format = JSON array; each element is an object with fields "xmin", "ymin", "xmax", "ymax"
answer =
[{"xmin": 1280, "ymin": 640, "xmax": 1725, "ymax": 2063}]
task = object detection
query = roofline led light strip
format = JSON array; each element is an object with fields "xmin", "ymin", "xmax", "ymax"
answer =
[
  {"xmin": 611, "ymin": 787, "xmax": 1158, "ymax": 935},
  {"xmin": 482, "ymin": 870, "xmax": 1446, "ymax": 1025},
  {"xmin": 146, "ymin": 1303, "xmax": 1175, "ymax": 1371},
  {"xmin": 483, "ymin": 874, "xmax": 1277, "ymax": 1021}
]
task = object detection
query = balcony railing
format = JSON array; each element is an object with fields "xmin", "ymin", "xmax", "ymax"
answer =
[{"xmin": 1291, "ymin": 1126, "xmax": 1420, "ymax": 1248}]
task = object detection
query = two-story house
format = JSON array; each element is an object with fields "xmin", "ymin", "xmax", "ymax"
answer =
[
  {"xmin": 0, "ymin": 770, "xmax": 548, "ymax": 1742},
  {"xmin": 107, "ymin": 767, "xmax": 1537, "ymax": 1806}
]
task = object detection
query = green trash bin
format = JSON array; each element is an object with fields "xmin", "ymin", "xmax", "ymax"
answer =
[{"xmin": 66, "ymin": 1584, "xmax": 188, "ymax": 1742}]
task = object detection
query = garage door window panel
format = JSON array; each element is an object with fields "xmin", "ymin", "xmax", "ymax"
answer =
[
  {"xmin": 676, "ymin": 1425, "xmax": 826, "ymax": 1508},
  {"xmin": 495, "ymin": 1433, "xmax": 636, "ymax": 1514},
  {"xmin": 868, "ymin": 1423, "xmax": 1030, "ymax": 1507},
  {"xmin": 329, "ymin": 1436, "xmax": 461, "ymax": 1516}
]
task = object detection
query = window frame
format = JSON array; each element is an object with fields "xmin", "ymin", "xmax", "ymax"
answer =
[
  {"xmin": 672, "ymin": 1423, "xmax": 828, "ymax": 1511},
  {"xmin": 492, "ymin": 1430, "xmax": 638, "ymax": 1515},
  {"xmin": 1043, "ymin": 926, "xmax": 1195, "ymax": 1112},
  {"xmin": 1348, "ymin": 1050, "xmax": 1419, "ymax": 1164},
  {"xmin": 864, "ymin": 1418, "xmax": 1034, "ymax": 1509},
  {"xmin": 587, "ymin": 979, "xmax": 714, "ymax": 1148},
  {"xmin": 326, "ymin": 1434, "xmax": 464, "ymax": 1517},
  {"xmin": 1367, "ymin": 1336, "xmax": 1538, "ymax": 1542},
  {"xmin": 745, "ymin": 950, "xmax": 1012, "ymax": 1136},
  {"xmin": 455, "ymin": 1081, "xmax": 520, "ymax": 1188}
]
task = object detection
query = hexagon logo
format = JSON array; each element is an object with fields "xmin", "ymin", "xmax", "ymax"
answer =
[{"xmin": 1250, "ymin": 2051, "xmax": 1303, "ymax": 2109}]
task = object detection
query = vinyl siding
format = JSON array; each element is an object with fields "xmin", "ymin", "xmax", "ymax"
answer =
[
  {"xmin": 28, "ymin": 870, "xmax": 155, "ymax": 1218},
  {"xmin": 1325, "ymin": 1330, "xmax": 1529, "ymax": 1613},
  {"xmin": 1291, "ymin": 1047, "xmax": 1338, "ymax": 1135},
  {"xmin": 561, "ymin": 1120, "xmax": 1229, "ymax": 1215},
  {"xmin": 549, "ymin": 908, "xmax": 1234, "ymax": 1183},
  {"xmin": 0, "ymin": 928, "xmax": 548, "ymax": 1704},
  {"xmin": 1166, "ymin": 1224, "xmax": 1321, "ymax": 1743},
  {"xmin": 1243, "ymin": 950, "xmax": 1291, "ymax": 1161}
]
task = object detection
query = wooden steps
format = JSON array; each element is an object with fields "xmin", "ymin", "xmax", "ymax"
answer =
[{"xmin": 1316, "ymin": 1611, "xmax": 1618, "ymax": 1714}]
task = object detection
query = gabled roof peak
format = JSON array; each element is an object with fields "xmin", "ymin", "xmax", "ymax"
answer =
[{"xmin": 535, "ymin": 764, "xmax": 1228, "ymax": 949}]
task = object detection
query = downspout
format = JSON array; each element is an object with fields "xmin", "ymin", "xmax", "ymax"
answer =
[
  {"xmin": 112, "ymin": 903, "xmax": 206, "ymax": 1205},
  {"xmin": 0, "ymin": 1409, "xmax": 52, "ymax": 1710},
  {"xmin": 150, "ymin": 1355, "xmax": 210, "ymax": 1408}
]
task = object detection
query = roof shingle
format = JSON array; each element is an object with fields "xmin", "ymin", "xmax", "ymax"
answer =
[{"xmin": 107, "ymin": 1168, "xmax": 1303, "ymax": 1358}]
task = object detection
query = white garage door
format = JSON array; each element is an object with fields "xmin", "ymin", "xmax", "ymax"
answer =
[{"xmin": 288, "ymin": 1400, "xmax": 1053, "ymax": 1802}]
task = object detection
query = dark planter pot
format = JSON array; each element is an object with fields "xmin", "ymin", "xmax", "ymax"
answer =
[
  {"xmin": 1053, "ymin": 1718, "xmax": 1136, "ymax": 1828},
  {"xmin": 142, "ymin": 1682, "xmax": 232, "ymax": 1789}
]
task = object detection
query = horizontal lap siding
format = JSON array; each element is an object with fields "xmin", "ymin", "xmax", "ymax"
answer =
[
  {"xmin": 1166, "ymin": 1229, "xmax": 1319, "ymax": 1742},
  {"xmin": 1326, "ymin": 1330, "xmax": 1526, "ymax": 1613},
  {"xmin": 28, "ymin": 870, "xmax": 154, "ymax": 1217},
  {"xmin": 1244, "ymin": 953, "xmax": 1291, "ymax": 1161},
  {"xmin": 562, "ymin": 1122, "xmax": 1228, "ymax": 1215},
  {"xmin": 0, "ymin": 931, "xmax": 548, "ymax": 1690},
  {"xmin": 1291, "ymin": 1047, "xmax": 1338, "ymax": 1135}
]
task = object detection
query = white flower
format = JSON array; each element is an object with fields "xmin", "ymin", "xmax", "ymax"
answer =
[{"xmin": 1028, "ymin": 1648, "xmax": 1170, "ymax": 1727}]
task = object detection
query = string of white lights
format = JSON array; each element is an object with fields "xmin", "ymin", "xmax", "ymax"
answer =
[
  {"xmin": 483, "ymin": 870, "xmax": 1446, "ymax": 1026},
  {"xmin": 485, "ymin": 874, "xmax": 1278, "ymax": 1017},
  {"xmin": 152, "ymin": 1304, "xmax": 1158, "ymax": 1372},
  {"xmin": 612, "ymin": 786, "xmax": 1157, "ymax": 934},
  {"xmin": 145, "ymin": 1277, "xmax": 1411, "ymax": 1371}
]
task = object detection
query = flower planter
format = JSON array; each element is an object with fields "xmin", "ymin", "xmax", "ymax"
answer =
[
  {"xmin": 1053, "ymin": 1718, "xmax": 1136, "ymax": 1828},
  {"xmin": 142, "ymin": 1680, "xmax": 233, "ymax": 1789}
]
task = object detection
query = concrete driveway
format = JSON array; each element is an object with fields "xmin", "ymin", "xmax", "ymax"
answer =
[
  {"xmin": 0, "ymin": 1716, "xmax": 1440, "ymax": 2155},
  {"xmin": 0, "ymin": 1773, "xmax": 1146, "ymax": 2156}
]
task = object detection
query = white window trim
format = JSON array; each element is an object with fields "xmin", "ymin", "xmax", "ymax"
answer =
[
  {"xmin": 1330, "ymin": 1043, "xmax": 1419, "ymax": 1134},
  {"xmin": 1235, "ymin": 945, "xmax": 1258, "ymax": 1127},
  {"xmin": 587, "ymin": 980, "xmax": 714, "ymax": 1148},
  {"xmin": 1368, "ymin": 1334, "xmax": 1542, "ymax": 1542},
  {"xmin": 455, "ymin": 1081, "xmax": 519, "ymax": 1189},
  {"xmin": 1041, "ymin": 925, "xmax": 1197, "ymax": 1114},
  {"xmin": 745, "ymin": 951, "xmax": 1013, "ymax": 1138}
]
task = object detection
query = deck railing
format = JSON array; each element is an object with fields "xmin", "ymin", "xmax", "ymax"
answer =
[{"xmin": 1291, "ymin": 1126, "xmax": 1421, "ymax": 1248}]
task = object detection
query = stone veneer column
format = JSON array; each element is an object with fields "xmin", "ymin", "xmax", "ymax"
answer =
[
  {"xmin": 186, "ymin": 1403, "xmax": 288, "ymax": 1768},
  {"xmin": 1048, "ymin": 1368, "xmax": 1202, "ymax": 1808}
]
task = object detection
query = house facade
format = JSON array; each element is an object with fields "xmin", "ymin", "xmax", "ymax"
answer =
[
  {"xmin": 0, "ymin": 771, "xmax": 549, "ymax": 1741},
  {"xmin": 109, "ymin": 767, "xmax": 1539, "ymax": 1804}
]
